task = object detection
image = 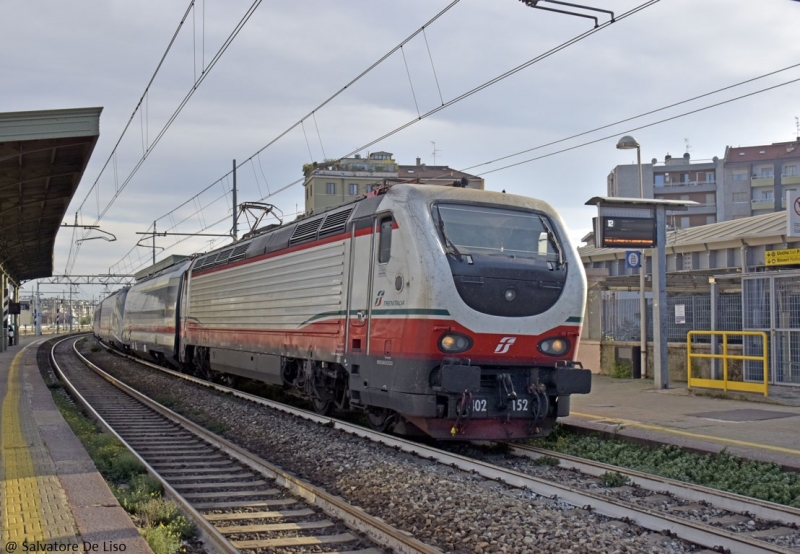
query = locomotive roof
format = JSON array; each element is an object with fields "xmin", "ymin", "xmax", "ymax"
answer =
[{"xmin": 142, "ymin": 184, "xmax": 564, "ymax": 278}]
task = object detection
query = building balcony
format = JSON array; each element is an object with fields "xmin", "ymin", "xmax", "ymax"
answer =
[
  {"xmin": 782, "ymin": 174, "xmax": 800, "ymax": 186},
  {"xmin": 751, "ymin": 199, "xmax": 774, "ymax": 210},
  {"xmin": 751, "ymin": 176, "xmax": 774, "ymax": 187},
  {"xmin": 654, "ymin": 181, "xmax": 716, "ymax": 193},
  {"xmin": 680, "ymin": 203, "xmax": 717, "ymax": 215}
]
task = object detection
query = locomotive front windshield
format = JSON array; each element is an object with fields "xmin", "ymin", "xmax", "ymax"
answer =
[{"xmin": 434, "ymin": 203, "xmax": 562, "ymax": 263}]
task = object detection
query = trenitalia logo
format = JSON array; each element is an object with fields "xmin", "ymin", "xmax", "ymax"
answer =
[
  {"xmin": 494, "ymin": 337, "xmax": 516, "ymax": 354},
  {"xmin": 375, "ymin": 290, "xmax": 385, "ymax": 306}
]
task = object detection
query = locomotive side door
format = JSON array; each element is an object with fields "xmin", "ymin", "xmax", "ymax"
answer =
[{"xmin": 345, "ymin": 216, "xmax": 377, "ymax": 356}]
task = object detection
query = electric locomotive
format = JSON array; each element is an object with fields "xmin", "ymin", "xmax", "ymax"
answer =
[{"xmin": 96, "ymin": 184, "xmax": 591, "ymax": 440}]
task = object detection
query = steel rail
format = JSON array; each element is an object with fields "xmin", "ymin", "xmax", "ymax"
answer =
[
  {"xmin": 69, "ymin": 338, "xmax": 442, "ymax": 554},
  {"xmin": 49, "ymin": 337, "xmax": 239, "ymax": 554},
  {"xmin": 94, "ymin": 344, "xmax": 798, "ymax": 554},
  {"xmin": 507, "ymin": 443, "xmax": 800, "ymax": 528}
]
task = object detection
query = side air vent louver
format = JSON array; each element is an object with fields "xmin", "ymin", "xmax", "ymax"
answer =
[
  {"xmin": 227, "ymin": 243, "xmax": 250, "ymax": 263},
  {"xmin": 212, "ymin": 248, "xmax": 234, "ymax": 266},
  {"xmin": 319, "ymin": 207, "xmax": 354, "ymax": 237},
  {"xmin": 290, "ymin": 217, "xmax": 323, "ymax": 245},
  {"xmin": 192, "ymin": 255, "xmax": 211, "ymax": 272}
]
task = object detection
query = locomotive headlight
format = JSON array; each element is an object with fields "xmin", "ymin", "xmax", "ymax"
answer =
[
  {"xmin": 438, "ymin": 333, "xmax": 473, "ymax": 353},
  {"xmin": 504, "ymin": 287, "xmax": 517, "ymax": 302},
  {"xmin": 538, "ymin": 337, "xmax": 570, "ymax": 356}
]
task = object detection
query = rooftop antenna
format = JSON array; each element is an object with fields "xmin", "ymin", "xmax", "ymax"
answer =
[
  {"xmin": 795, "ymin": 116, "xmax": 799, "ymax": 139},
  {"xmin": 684, "ymin": 138, "xmax": 691, "ymax": 154},
  {"xmin": 431, "ymin": 141, "xmax": 441, "ymax": 165}
]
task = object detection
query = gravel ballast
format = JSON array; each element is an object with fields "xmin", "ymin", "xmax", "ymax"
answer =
[{"xmin": 77, "ymin": 343, "xmax": 698, "ymax": 553}]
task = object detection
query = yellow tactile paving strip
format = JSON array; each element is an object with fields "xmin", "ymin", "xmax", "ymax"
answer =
[{"xmin": 1, "ymin": 343, "xmax": 78, "ymax": 547}]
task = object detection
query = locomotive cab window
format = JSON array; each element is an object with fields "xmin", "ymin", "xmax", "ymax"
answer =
[
  {"xmin": 378, "ymin": 216, "xmax": 393, "ymax": 263},
  {"xmin": 433, "ymin": 203, "xmax": 562, "ymax": 265}
]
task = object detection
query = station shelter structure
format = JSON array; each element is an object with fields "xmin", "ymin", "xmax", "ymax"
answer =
[
  {"xmin": 0, "ymin": 108, "xmax": 101, "ymax": 350},
  {"xmin": 578, "ymin": 210, "xmax": 800, "ymax": 389}
]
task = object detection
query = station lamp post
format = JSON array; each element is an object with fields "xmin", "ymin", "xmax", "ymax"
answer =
[{"xmin": 616, "ymin": 135, "xmax": 647, "ymax": 379}]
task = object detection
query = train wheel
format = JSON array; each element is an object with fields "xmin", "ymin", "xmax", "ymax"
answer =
[
  {"xmin": 311, "ymin": 397, "xmax": 334, "ymax": 416},
  {"xmin": 366, "ymin": 408, "xmax": 396, "ymax": 433}
]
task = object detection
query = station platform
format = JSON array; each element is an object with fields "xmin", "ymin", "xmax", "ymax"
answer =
[
  {"xmin": 0, "ymin": 334, "xmax": 152, "ymax": 552},
  {"xmin": 566, "ymin": 375, "xmax": 800, "ymax": 471}
]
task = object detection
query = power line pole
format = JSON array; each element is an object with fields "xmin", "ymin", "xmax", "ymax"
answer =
[
  {"xmin": 153, "ymin": 220, "xmax": 157, "ymax": 266},
  {"xmin": 232, "ymin": 159, "xmax": 238, "ymax": 240}
]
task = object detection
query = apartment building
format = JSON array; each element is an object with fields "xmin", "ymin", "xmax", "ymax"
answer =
[
  {"xmin": 607, "ymin": 152, "xmax": 723, "ymax": 229},
  {"xmin": 303, "ymin": 152, "xmax": 483, "ymax": 214},
  {"xmin": 607, "ymin": 137, "xmax": 800, "ymax": 229},
  {"xmin": 722, "ymin": 140, "xmax": 800, "ymax": 218}
]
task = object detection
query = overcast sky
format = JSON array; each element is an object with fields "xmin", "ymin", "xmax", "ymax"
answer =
[{"xmin": 4, "ymin": 0, "xmax": 800, "ymax": 300}]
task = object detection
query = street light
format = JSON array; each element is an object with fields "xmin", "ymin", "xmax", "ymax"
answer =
[{"xmin": 616, "ymin": 135, "xmax": 647, "ymax": 380}]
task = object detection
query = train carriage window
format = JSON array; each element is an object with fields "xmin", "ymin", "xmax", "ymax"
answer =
[{"xmin": 378, "ymin": 216, "xmax": 393, "ymax": 264}]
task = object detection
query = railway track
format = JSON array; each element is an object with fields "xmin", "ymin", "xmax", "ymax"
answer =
[
  {"xmin": 81, "ymin": 338, "xmax": 800, "ymax": 554},
  {"xmin": 51, "ymin": 336, "xmax": 440, "ymax": 554}
]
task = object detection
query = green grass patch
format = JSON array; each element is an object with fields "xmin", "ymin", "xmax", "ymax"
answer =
[
  {"xmin": 531, "ymin": 455, "xmax": 560, "ymax": 467},
  {"xmin": 610, "ymin": 360, "xmax": 632, "ymax": 379},
  {"xmin": 600, "ymin": 471, "xmax": 630, "ymax": 487},
  {"xmin": 154, "ymin": 395, "xmax": 181, "ymax": 410},
  {"xmin": 533, "ymin": 424, "xmax": 800, "ymax": 507},
  {"xmin": 181, "ymin": 407, "xmax": 229, "ymax": 435}
]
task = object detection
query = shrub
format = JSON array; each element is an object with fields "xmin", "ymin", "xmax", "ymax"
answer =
[
  {"xmin": 601, "ymin": 471, "xmax": 630, "ymax": 487},
  {"xmin": 610, "ymin": 360, "xmax": 632, "ymax": 379}
]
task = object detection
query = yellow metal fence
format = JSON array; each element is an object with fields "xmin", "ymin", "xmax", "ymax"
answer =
[{"xmin": 687, "ymin": 331, "xmax": 769, "ymax": 397}]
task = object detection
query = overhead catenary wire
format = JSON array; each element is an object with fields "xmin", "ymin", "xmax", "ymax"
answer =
[
  {"xmin": 107, "ymin": 0, "xmax": 659, "ymax": 275},
  {"xmin": 66, "ymin": 0, "xmax": 265, "ymax": 273},
  {"xmin": 476, "ymin": 73, "xmax": 800, "ymax": 176},
  {"xmin": 106, "ymin": 0, "xmax": 469, "ymax": 274}
]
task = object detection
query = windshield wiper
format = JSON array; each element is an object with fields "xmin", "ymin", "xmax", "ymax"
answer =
[
  {"xmin": 437, "ymin": 208, "xmax": 463, "ymax": 262},
  {"xmin": 539, "ymin": 216, "xmax": 564, "ymax": 268}
]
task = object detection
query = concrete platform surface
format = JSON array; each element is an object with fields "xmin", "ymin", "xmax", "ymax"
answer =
[
  {"xmin": 566, "ymin": 375, "xmax": 800, "ymax": 470},
  {"xmin": 0, "ymin": 334, "xmax": 153, "ymax": 552}
]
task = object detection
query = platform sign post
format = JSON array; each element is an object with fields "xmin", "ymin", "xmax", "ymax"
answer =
[
  {"xmin": 587, "ymin": 197, "xmax": 698, "ymax": 390},
  {"xmin": 652, "ymin": 204, "xmax": 669, "ymax": 389}
]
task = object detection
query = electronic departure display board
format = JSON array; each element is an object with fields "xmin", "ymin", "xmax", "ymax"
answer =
[
  {"xmin": 601, "ymin": 216, "xmax": 656, "ymax": 248},
  {"xmin": 593, "ymin": 208, "xmax": 657, "ymax": 249}
]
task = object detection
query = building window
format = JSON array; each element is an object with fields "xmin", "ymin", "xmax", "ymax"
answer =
[
  {"xmin": 326, "ymin": 182, "xmax": 336, "ymax": 195},
  {"xmin": 733, "ymin": 192, "xmax": 748, "ymax": 203},
  {"xmin": 680, "ymin": 173, "xmax": 689, "ymax": 183},
  {"xmin": 705, "ymin": 193, "xmax": 715, "ymax": 205},
  {"xmin": 705, "ymin": 172, "xmax": 715, "ymax": 183},
  {"xmin": 759, "ymin": 167, "xmax": 774, "ymax": 178},
  {"xmin": 785, "ymin": 165, "xmax": 798, "ymax": 176},
  {"xmin": 732, "ymin": 171, "xmax": 748, "ymax": 181},
  {"xmin": 349, "ymin": 183, "xmax": 358, "ymax": 195},
  {"xmin": 654, "ymin": 174, "xmax": 665, "ymax": 186}
]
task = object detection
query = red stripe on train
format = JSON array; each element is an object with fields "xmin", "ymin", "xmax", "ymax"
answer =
[{"xmin": 182, "ymin": 317, "xmax": 581, "ymax": 363}]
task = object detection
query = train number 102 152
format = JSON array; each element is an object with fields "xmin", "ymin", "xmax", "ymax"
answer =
[{"xmin": 472, "ymin": 398, "xmax": 529, "ymax": 413}]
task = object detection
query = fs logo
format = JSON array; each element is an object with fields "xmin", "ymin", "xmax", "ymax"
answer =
[
  {"xmin": 494, "ymin": 337, "xmax": 516, "ymax": 354},
  {"xmin": 374, "ymin": 290, "xmax": 385, "ymax": 306}
]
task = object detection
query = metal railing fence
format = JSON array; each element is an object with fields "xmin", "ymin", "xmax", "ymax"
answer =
[{"xmin": 602, "ymin": 291, "xmax": 742, "ymax": 343}]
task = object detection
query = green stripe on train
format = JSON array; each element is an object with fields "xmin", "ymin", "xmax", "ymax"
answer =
[{"xmin": 302, "ymin": 308, "xmax": 451, "ymax": 325}]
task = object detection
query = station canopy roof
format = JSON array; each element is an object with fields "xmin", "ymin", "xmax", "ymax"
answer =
[{"xmin": 0, "ymin": 107, "xmax": 101, "ymax": 283}]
